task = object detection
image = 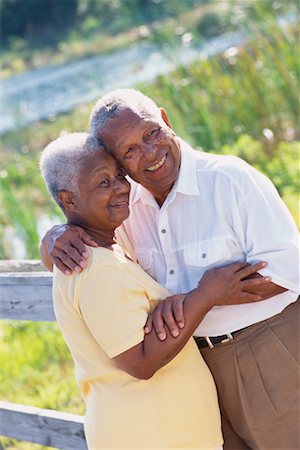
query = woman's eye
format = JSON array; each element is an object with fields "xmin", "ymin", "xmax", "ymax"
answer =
[
  {"xmin": 99, "ymin": 179, "xmax": 109, "ymax": 186},
  {"xmin": 117, "ymin": 170, "xmax": 126, "ymax": 179}
]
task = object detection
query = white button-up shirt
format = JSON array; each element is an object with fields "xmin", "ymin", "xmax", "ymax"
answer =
[{"xmin": 116, "ymin": 141, "xmax": 299, "ymax": 336}]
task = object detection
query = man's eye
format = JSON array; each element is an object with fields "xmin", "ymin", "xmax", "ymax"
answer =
[
  {"xmin": 124, "ymin": 147, "xmax": 134, "ymax": 158},
  {"xmin": 148, "ymin": 128, "xmax": 160, "ymax": 137},
  {"xmin": 99, "ymin": 179, "xmax": 109, "ymax": 186}
]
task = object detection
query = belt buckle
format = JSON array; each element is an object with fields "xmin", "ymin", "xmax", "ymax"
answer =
[{"xmin": 205, "ymin": 333, "xmax": 234, "ymax": 349}]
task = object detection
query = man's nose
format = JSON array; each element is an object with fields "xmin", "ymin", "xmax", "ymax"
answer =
[{"xmin": 142, "ymin": 143, "xmax": 156, "ymax": 160}]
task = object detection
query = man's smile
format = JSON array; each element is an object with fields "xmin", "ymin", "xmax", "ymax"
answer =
[{"xmin": 145, "ymin": 154, "xmax": 167, "ymax": 172}]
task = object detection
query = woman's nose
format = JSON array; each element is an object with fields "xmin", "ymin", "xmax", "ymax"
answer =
[{"xmin": 114, "ymin": 178, "xmax": 130, "ymax": 193}]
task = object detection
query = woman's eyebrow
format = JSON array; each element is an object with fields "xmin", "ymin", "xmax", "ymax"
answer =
[{"xmin": 90, "ymin": 166, "xmax": 108, "ymax": 175}]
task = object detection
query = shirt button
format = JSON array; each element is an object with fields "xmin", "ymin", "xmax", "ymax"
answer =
[
  {"xmin": 169, "ymin": 269, "xmax": 175, "ymax": 275},
  {"xmin": 202, "ymin": 253, "xmax": 207, "ymax": 259},
  {"xmin": 161, "ymin": 229, "xmax": 166, "ymax": 234}
]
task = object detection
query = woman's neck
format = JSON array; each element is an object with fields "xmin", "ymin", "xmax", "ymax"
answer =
[{"xmin": 68, "ymin": 220, "xmax": 116, "ymax": 248}]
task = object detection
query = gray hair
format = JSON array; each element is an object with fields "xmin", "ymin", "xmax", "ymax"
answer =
[
  {"xmin": 89, "ymin": 88, "xmax": 161, "ymax": 137},
  {"xmin": 40, "ymin": 132, "xmax": 102, "ymax": 209}
]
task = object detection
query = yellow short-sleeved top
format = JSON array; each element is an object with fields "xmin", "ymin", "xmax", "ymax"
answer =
[{"xmin": 53, "ymin": 245, "xmax": 222, "ymax": 450}]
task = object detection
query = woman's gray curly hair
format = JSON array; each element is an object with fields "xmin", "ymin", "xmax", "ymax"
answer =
[{"xmin": 40, "ymin": 132, "xmax": 102, "ymax": 209}]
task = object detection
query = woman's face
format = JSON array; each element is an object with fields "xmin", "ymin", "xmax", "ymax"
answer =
[{"xmin": 71, "ymin": 149, "xmax": 130, "ymax": 232}]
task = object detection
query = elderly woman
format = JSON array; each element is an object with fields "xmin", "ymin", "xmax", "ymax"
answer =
[{"xmin": 40, "ymin": 132, "xmax": 268, "ymax": 450}]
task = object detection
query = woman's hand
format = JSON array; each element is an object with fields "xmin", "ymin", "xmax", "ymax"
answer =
[{"xmin": 40, "ymin": 224, "xmax": 97, "ymax": 274}]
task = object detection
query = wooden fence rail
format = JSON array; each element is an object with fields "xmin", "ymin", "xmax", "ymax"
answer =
[{"xmin": 0, "ymin": 260, "xmax": 88, "ymax": 450}]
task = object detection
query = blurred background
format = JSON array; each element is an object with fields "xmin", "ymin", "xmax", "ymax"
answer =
[{"xmin": 1, "ymin": 0, "xmax": 299, "ymax": 448}]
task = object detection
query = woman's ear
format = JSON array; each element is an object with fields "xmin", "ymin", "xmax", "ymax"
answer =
[
  {"xmin": 58, "ymin": 191, "xmax": 77, "ymax": 212},
  {"xmin": 160, "ymin": 108, "xmax": 173, "ymax": 129}
]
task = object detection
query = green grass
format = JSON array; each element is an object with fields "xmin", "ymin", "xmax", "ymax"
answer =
[{"xmin": 0, "ymin": 320, "xmax": 83, "ymax": 450}]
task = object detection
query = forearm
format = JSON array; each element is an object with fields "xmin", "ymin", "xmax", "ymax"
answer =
[
  {"xmin": 142, "ymin": 290, "xmax": 211, "ymax": 376},
  {"xmin": 115, "ymin": 261, "xmax": 270, "ymax": 379},
  {"xmin": 116, "ymin": 290, "xmax": 212, "ymax": 380}
]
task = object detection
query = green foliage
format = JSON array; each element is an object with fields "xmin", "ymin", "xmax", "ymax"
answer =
[
  {"xmin": 144, "ymin": 19, "xmax": 299, "ymax": 151},
  {"xmin": 196, "ymin": 11, "xmax": 229, "ymax": 39},
  {"xmin": 1, "ymin": 0, "xmax": 77, "ymax": 42},
  {"xmin": 1, "ymin": 0, "xmax": 201, "ymax": 43},
  {"xmin": 0, "ymin": 150, "xmax": 64, "ymax": 259},
  {"xmin": 1, "ymin": 320, "xmax": 83, "ymax": 450}
]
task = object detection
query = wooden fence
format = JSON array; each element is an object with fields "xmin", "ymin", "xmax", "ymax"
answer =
[{"xmin": 0, "ymin": 260, "xmax": 88, "ymax": 450}]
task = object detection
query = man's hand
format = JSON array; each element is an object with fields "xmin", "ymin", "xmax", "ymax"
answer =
[
  {"xmin": 237, "ymin": 271, "xmax": 287, "ymax": 300},
  {"xmin": 145, "ymin": 261, "xmax": 271, "ymax": 340},
  {"xmin": 40, "ymin": 224, "xmax": 97, "ymax": 274}
]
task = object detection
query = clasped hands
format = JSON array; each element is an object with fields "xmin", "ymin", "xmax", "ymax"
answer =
[{"xmin": 144, "ymin": 261, "xmax": 271, "ymax": 341}]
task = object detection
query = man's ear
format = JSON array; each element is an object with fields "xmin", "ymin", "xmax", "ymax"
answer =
[
  {"xmin": 160, "ymin": 108, "xmax": 173, "ymax": 129},
  {"xmin": 58, "ymin": 191, "xmax": 78, "ymax": 212}
]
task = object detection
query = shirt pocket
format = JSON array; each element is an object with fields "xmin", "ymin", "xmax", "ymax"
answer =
[{"xmin": 183, "ymin": 236, "xmax": 232, "ymax": 268}]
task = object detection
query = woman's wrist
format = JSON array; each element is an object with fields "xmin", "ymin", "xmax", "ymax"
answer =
[{"xmin": 185, "ymin": 288, "xmax": 215, "ymax": 314}]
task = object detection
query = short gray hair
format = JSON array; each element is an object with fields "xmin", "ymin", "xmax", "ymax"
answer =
[
  {"xmin": 89, "ymin": 88, "xmax": 161, "ymax": 137},
  {"xmin": 40, "ymin": 132, "xmax": 102, "ymax": 209}
]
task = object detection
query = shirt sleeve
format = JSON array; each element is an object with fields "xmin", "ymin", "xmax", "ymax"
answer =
[
  {"xmin": 232, "ymin": 163, "xmax": 300, "ymax": 293},
  {"xmin": 77, "ymin": 264, "xmax": 150, "ymax": 358}
]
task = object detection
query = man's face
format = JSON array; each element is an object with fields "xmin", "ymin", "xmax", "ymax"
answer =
[{"xmin": 100, "ymin": 107, "xmax": 181, "ymax": 203}]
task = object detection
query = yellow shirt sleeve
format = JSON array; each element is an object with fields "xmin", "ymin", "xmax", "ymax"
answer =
[{"xmin": 77, "ymin": 263, "xmax": 150, "ymax": 358}]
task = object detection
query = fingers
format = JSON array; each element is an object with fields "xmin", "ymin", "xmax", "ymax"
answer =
[
  {"xmin": 69, "ymin": 237, "xmax": 91, "ymax": 266},
  {"xmin": 241, "ymin": 276, "xmax": 271, "ymax": 289},
  {"xmin": 229, "ymin": 262, "xmax": 250, "ymax": 273},
  {"xmin": 172, "ymin": 297, "xmax": 185, "ymax": 330},
  {"xmin": 52, "ymin": 230, "xmax": 93, "ymax": 274},
  {"xmin": 51, "ymin": 245, "xmax": 88, "ymax": 275},
  {"xmin": 163, "ymin": 310, "xmax": 180, "ymax": 338},
  {"xmin": 81, "ymin": 232, "xmax": 98, "ymax": 248},
  {"xmin": 52, "ymin": 256, "xmax": 74, "ymax": 276},
  {"xmin": 144, "ymin": 315, "xmax": 153, "ymax": 335},
  {"xmin": 150, "ymin": 307, "xmax": 168, "ymax": 341},
  {"xmin": 239, "ymin": 292, "xmax": 263, "ymax": 303},
  {"xmin": 237, "ymin": 261, "xmax": 267, "ymax": 279}
]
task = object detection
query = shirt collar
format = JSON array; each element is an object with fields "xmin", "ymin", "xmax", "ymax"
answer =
[
  {"xmin": 175, "ymin": 139, "xmax": 200, "ymax": 196},
  {"xmin": 130, "ymin": 139, "xmax": 200, "ymax": 207}
]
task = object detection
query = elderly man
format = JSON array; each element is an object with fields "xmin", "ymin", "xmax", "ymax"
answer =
[{"xmin": 41, "ymin": 89, "xmax": 299, "ymax": 450}]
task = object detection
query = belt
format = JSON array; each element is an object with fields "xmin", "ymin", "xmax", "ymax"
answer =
[{"xmin": 194, "ymin": 326, "xmax": 249, "ymax": 350}]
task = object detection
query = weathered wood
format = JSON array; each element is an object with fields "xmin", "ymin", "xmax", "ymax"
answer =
[
  {"xmin": 0, "ymin": 401, "xmax": 87, "ymax": 450},
  {"xmin": 0, "ymin": 272, "xmax": 55, "ymax": 321},
  {"xmin": 1, "ymin": 265, "xmax": 88, "ymax": 449},
  {"xmin": 0, "ymin": 260, "xmax": 46, "ymax": 272}
]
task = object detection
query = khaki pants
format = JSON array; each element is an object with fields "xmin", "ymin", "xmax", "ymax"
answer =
[{"xmin": 199, "ymin": 300, "xmax": 300, "ymax": 450}]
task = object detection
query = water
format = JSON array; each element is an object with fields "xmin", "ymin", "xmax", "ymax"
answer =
[
  {"xmin": 2, "ymin": 11, "xmax": 295, "ymax": 135},
  {"xmin": 1, "ymin": 31, "xmax": 244, "ymax": 134}
]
